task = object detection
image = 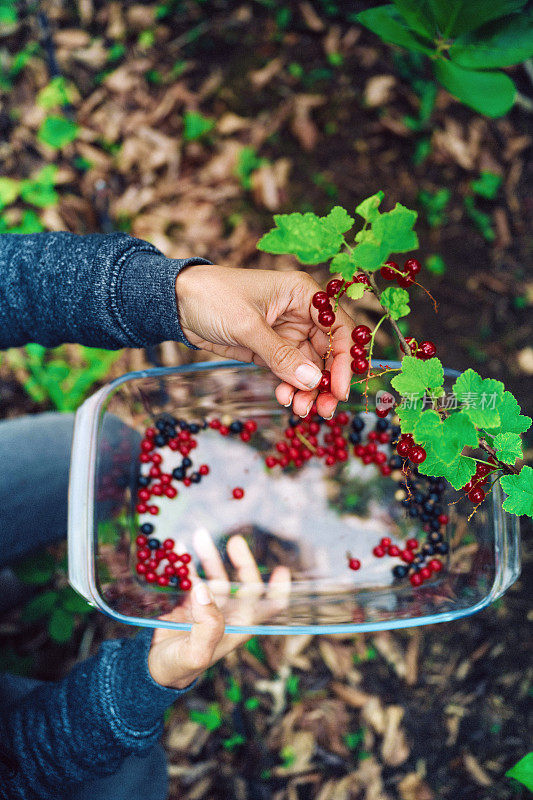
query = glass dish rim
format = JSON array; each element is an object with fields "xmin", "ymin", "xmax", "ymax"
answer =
[{"xmin": 68, "ymin": 359, "xmax": 520, "ymax": 635}]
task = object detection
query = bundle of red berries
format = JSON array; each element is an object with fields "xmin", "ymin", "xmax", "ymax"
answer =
[
  {"xmin": 348, "ymin": 535, "xmax": 444, "ymax": 588},
  {"xmin": 461, "ymin": 459, "xmax": 495, "ymax": 505},
  {"xmin": 394, "ymin": 432, "xmax": 427, "ymax": 466},
  {"xmin": 380, "ymin": 257, "xmax": 421, "ymax": 288},
  {"xmin": 135, "ymin": 526, "xmax": 193, "ymax": 589}
]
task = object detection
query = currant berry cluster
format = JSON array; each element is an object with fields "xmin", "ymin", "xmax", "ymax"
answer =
[
  {"xmin": 380, "ymin": 256, "xmax": 421, "ymax": 288},
  {"xmin": 349, "ymin": 534, "xmax": 443, "ymax": 588},
  {"xmin": 135, "ymin": 524, "xmax": 193, "ymax": 590},
  {"xmin": 395, "ymin": 432, "xmax": 427, "ymax": 466},
  {"xmin": 461, "ymin": 459, "xmax": 496, "ymax": 505}
]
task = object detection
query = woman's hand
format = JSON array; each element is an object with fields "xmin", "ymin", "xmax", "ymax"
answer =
[
  {"xmin": 148, "ymin": 531, "xmax": 291, "ymax": 690},
  {"xmin": 175, "ymin": 264, "xmax": 354, "ymax": 418}
]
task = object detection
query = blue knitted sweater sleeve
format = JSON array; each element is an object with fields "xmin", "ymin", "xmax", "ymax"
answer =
[
  {"xmin": 0, "ymin": 231, "xmax": 210, "ymax": 349},
  {"xmin": 0, "ymin": 232, "xmax": 209, "ymax": 796},
  {"xmin": 0, "ymin": 630, "xmax": 198, "ymax": 800}
]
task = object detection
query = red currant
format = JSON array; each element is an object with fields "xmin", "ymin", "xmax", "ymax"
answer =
[
  {"xmin": 410, "ymin": 572, "xmax": 423, "ymax": 587},
  {"xmin": 429, "ymin": 559, "xmax": 442, "ymax": 572},
  {"xmin": 417, "ymin": 341, "xmax": 437, "ymax": 360},
  {"xmin": 376, "ymin": 407, "xmax": 389, "ymax": 418},
  {"xmin": 388, "ymin": 545, "xmax": 401, "ymax": 557},
  {"xmin": 136, "ymin": 563, "xmax": 147, "ymax": 575},
  {"xmin": 219, "ymin": 425, "xmax": 229, "ymax": 436},
  {"xmin": 145, "ymin": 427, "xmax": 156, "ymax": 438},
  {"xmin": 141, "ymin": 439, "xmax": 154, "ymax": 452},
  {"xmin": 148, "ymin": 505, "xmax": 159, "ymax": 515},
  {"xmin": 401, "ymin": 549, "xmax": 415, "ymax": 563},
  {"xmin": 136, "ymin": 503, "xmax": 147, "ymax": 514},
  {"xmin": 349, "ymin": 558, "xmax": 361, "ymax": 571},
  {"xmin": 265, "ymin": 456, "xmax": 277, "ymax": 468},
  {"xmin": 350, "ymin": 343, "xmax": 366, "ymax": 359},
  {"xmin": 157, "ymin": 575, "xmax": 169, "ymax": 587},
  {"xmin": 404, "ymin": 257, "xmax": 421, "ymax": 276},
  {"xmin": 397, "ymin": 273, "xmax": 414, "ymax": 288},
  {"xmin": 164, "ymin": 486, "xmax": 177, "ymax": 498},
  {"xmin": 232, "ymin": 487, "xmax": 244, "ymax": 499},
  {"xmin": 355, "ymin": 273, "xmax": 370, "ymax": 285},
  {"xmin": 380, "ymin": 261, "xmax": 398, "ymax": 281},
  {"xmin": 408, "ymin": 445, "xmax": 426, "ymax": 464},
  {"xmin": 312, "ymin": 291, "xmax": 331, "ymax": 309},
  {"xmin": 351, "ymin": 357, "xmax": 369, "ymax": 375},
  {"xmin": 319, "ymin": 369, "xmax": 331, "ymax": 392},
  {"xmin": 406, "ymin": 538, "xmax": 418, "ymax": 550},
  {"xmin": 145, "ymin": 571, "xmax": 157, "ymax": 583},
  {"xmin": 139, "ymin": 453, "xmax": 151, "ymax": 463},
  {"xmin": 244, "ymin": 420, "xmax": 257, "ymax": 433},
  {"xmin": 380, "ymin": 464, "xmax": 392, "ymax": 476},
  {"xmin": 151, "ymin": 484, "xmax": 163, "ymax": 496},
  {"xmin": 180, "ymin": 553, "xmax": 192, "ymax": 564},
  {"xmin": 405, "ymin": 337, "xmax": 418, "ymax": 354},
  {"xmin": 180, "ymin": 578, "xmax": 192, "ymax": 591},
  {"xmin": 137, "ymin": 547, "xmax": 150, "ymax": 561},
  {"xmin": 326, "ymin": 279, "xmax": 344, "ymax": 297},
  {"xmin": 163, "ymin": 538, "xmax": 175, "ymax": 550},
  {"xmin": 177, "ymin": 566, "xmax": 189, "ymax": 578},
  {"xmin": 318, "ymin": 308, "xmax": 336, "ymax": 327},
  {"xmin": 396, "ymin": 440, "xmax": 410, "ymax": 457},
  {"xmin": 240, "ymin": 430, "xmax": 251, "ymax": 442},
  {"xmin": 136, "ymin": 534, "xmax": 148, "ymax": 547},
  {"xmin": 151, "ymin": 453, "xmax": 162, "ymax": 465},
  {"xmin": 199, "ymin": 464, "xmax": 209, "ymax": 475},
  {"xmin": 351, "ymin": 325, "xmax": 372, "ymax": 345},
  {"xmin": 138, "ymin": 488, "xmax": 151, "ymax": 501},
  {"xmin": 372, "ymin": 546, "xmax": 386, "ymax": 558},
  {"xmin": 209, "ymin": 419, "xmax": 221, "ymax": 429},
  {"xmin": 475, "ymin": 462, "xmax": 492, "ymax": 477},
  {"xmin": 167, "ymin": 552, "xmax": 179, "ymax": 563},
  {"xmin": 420, "ymin": 566, "xmax": 432, "ymax": 581},
  {"xmin": 468, "ymin": 487, "xmax": 485, "ymax": 504},
  {"xmin": 380, "ymin": 537, "xmax": 391, "ymax": 548},
  {"xmin": 438, "ymin": 514, "xmax": 449, "ymax": 525},
  {"xmin": 164, "ymin": 565, "xmax": 176, "ymax": 576}
]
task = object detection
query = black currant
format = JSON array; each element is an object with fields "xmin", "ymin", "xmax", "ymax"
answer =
[
  {"xmin": 430, "ymin": 519, "xmax": 441, "ymax": 531},
  {"xmin": 408, "ymin": 507, "xmax": 419, "ymax": 518},
  {"xmin": 376, "ymin": 418, "xmax": 389, "ymax": 431},
  {"xmin": 154, "ymin": 434, "xmax": 167, "ymax": 447},
  {"xmin": 182, "ymin": 457, "xmax": 192, "ymax": 468},
  {"xmin": 172, "ymin": 466, "xmax": 185, "ymax": 480},
  {"xmin": 349, "ymin": 432, "xmax": 361, "ymax": 445},
  {"xmin": 352, "ymin": 416, "xmax": 365, "ymax": 432},
  {"xmin": 190, "ymin": 472, "xmax": 201, "ymax": 483},
  {"xmin": 436, "ymin": 542, "xmax": 449, "ymax": 555},
  {"xmin": 389, "ymin": 455, "xmax": 403, "ymax": 469},
  {"xmin": 229, "ymin": 421, "xmax": 244, "ymax": 433},
  {"xmin": 155, "ymin": 419, "xmax": 167, "ymax": 431},
  {"xmin": 189, "ymin": 423, "xmax": 201, "ymax": 434},
  {"xmin": 413, "ymin": 553, "xmax": 425, "ymax": 565},
  {"xmin": 429, "ymin": 531, "xmax": 443, "ymax": 543},
  {"xmin": 289, "ymin": 415, "xmax": 299, "ymax": 427},
  {"xmin": 140, "ymin": 522, "xmax": 154, "ymax": 535},
  {"xmin": 177, "ymin": 419, "xmax": 188, "ymax": 430},
  {"xmin": 148, "ymin": 538, "xmax": 161, "ymax": 549},
  {"xmin": 392, "ymin": 565, "xmax": 408, "ymax": 579},
  {"xmin": 138, "ymin": 475, "xmax": 150, "ymax": 487},
  {"xmin": 169, "ymin": 575, "xmax": 179, "ymax": 586},
  {"xmin": 422, "ymin": 543, "xmax": 436, "ymax": 555}
]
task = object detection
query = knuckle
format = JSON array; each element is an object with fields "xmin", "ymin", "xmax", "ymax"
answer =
[{"xmin": 272, "ymin": 342, "xmax": 298, "ymax": 370}]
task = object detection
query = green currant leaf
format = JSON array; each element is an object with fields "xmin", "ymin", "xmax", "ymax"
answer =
[
  {"xmin": 433, "ymin": 60, "xmax": 516, "ymax": 118},
  {"xmin": 501, "ymin": 465, "xmax": 533, "ymax": 517},
  {"xmin": 380, "ymin": 286, "xmax": 410, "ymax": 319},
  {"xmin": 493, "ymin": 432, "xmax": 523, "ymax": 465},
  {"xmin": 485, "ymin": 391, "xmax": 531, "ymax": 436},
  {"xmin": 414, "ymin": 409, "xmax": 479, "ymax": 463},
  {"xmin": 48, "ymin": 607, "xmax": 75, "ymax": 643},
  {"xmin": 396, "ymin": 400, "xmax": 425, "ymax": 433},
  {"xmin": 391, "ymin": 356, "xmax": 444, "ymax": 399},
  {"xmin": 418, "ymin": 449, "xmax": 476, "ymax": 490},
  {"xmin": 373, "ymin": 203, "xmax": 418, "ymax": 252},
  {"xmin": 393, "ymin": 0, "xmax": 436, "ymax": 36},
  {"xmin": 352, "ymin": 229, "xmax": 387, "ymax": 270},
  {"xmin": 323, "ymin": 206, "xmax": 355, "ymax": 235},
  {"xmin": 355, "ymin": 191, "xmax": 384, "ymax": 222},
  {"xmin": 258, "ymin": 208, "xmax": 351, "ymax": 264},
  {"xmin": 345, "ymin": 282, "xmax": 366, "ymax": 300},
  {"xmin": 505, "ymin": 752, "xmax": 533, "ymax": 792},
  {"xmin": 452, "ymin": 369, "xmax": 505, "ymax": 428},
  {"xmin": 330, "ymin": 251, "xmax": 356, "ymax": 279}
]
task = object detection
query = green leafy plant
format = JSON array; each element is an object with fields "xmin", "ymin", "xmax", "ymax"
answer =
[
  {"xmin": 463, "ymin": 171, "xmax": 502, "ymax": 241},
  {"xmin": 37, "ymin": 76, "xmax": 77, "ymax": 110},
  {"xmin": 183, "ymin": 110, "xmax": 215, "ymax": 142},
  {"xmin": 506, "ymin": 752, "xmax": 533, "ymax": 792},
  {"xmin": 189, "ymin": 702, "xmax": 223, "ymax": 731},
  {"xmin": 14, "ymin": 550, "xmax": 92, "ymax": 644},
  {"xmin": 357, "ymin": 1, "xmax": 533, "ymax": 117},
  {"xmin": 235, "ymin": 146, "xmax": 269, "ymax": 190},
  {"xmin": 5, "ymin": 343, "xmax": 122, "ymax": 411},
  {"xmin": 258, "ymin": 192, "xmax": 532, "ymax": 520},
  {"xmin": 417, "ymin": 188, "xmax": 450, "ymax": 227},
  {"xmin": 38, "ymin": 115, "xmax": 79, "ymax": 149}
]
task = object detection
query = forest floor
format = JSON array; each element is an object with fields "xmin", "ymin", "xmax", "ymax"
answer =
[{"xmin": 0, "ymin": 2, "xmax": 531, "ymax": 798}]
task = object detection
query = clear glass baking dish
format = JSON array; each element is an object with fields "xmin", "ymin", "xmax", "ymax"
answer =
[{"xmin": 68, "ymin": 360, "xmax": 521, "ymax": 635}]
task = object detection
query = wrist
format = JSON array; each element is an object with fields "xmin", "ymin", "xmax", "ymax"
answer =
[{"xmin": 175, "ymin": 263, "xmax": 215, "ymax": 332}]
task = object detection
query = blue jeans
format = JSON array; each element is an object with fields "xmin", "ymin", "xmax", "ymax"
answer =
[{"xmin": 0, "ymin": 413, "xmax": 169, "ymax": 800}]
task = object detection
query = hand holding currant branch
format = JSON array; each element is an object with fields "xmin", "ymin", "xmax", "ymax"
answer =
[
  {"xmin": 148, "ymin": 532, "xmax": 290, "ymax": 689},
  {"xmin": 176, "ymin": 264, "xmax": 355, "ymax": 418}
]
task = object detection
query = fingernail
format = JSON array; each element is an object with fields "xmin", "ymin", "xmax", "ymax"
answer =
[
  {"xmin": 295, "ymin": 363, "xmax": 322, "ymax": 389},
  {"xmin": 299, "ymin": 401, "xmax": 313, "ymax": 418},
  {"xmin": 194, "ymin": 582, "xmax": 213, "ymax": 605},
  {"xmin": 282, "ymin": 391, "xmax": 294, "ymax": 407},
  {"xmin": 323, "ymin": 412, "xmax": 334, "ymax": 420},
  {"xmin": 345, "ymin": 389, "xmax": 350, "ymax": 402}
]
